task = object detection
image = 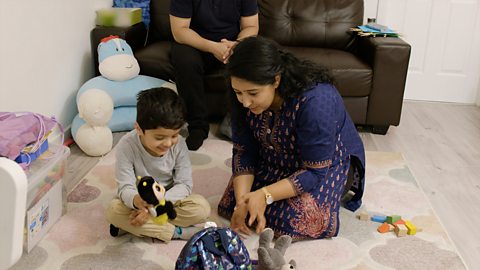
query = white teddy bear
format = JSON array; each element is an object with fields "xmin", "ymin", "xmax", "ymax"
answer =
[{"xmin": 71, "ymin": 36, "xmax": 175, "ymax": 156}]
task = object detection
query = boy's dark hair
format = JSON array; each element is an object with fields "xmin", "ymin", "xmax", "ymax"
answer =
[{"xmin": 136, "ymin": 87, "xmax": 186, "ymax": 131}]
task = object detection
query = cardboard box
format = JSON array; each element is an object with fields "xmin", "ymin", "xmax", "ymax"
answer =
[
  {"xmin": 24, "ymin": 145, "xmax": 69, "ymax": 252},
  {"xmin": 96, "ymin": 8, "xmax": 142, "ymax": 27}
]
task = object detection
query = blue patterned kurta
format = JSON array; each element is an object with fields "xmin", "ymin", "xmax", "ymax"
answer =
[{"xmin": 218, "ymin": 83, "xmax": 365, "ymax": 240}]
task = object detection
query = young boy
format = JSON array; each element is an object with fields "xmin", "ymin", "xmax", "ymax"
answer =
[{"xmin": 106, "ymin": 87, "xmax": 210, "ymax": 242}]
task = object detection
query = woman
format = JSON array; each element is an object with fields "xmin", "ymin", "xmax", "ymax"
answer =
[{"xmin": 217, "ymin": 37, "xmax": 365, "ymax": 240}]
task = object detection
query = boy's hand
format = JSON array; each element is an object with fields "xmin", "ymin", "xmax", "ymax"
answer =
[
  {"xmin": 130, "ymin": 194, "xmax": 151, "ymax": 226},
  {"xmin": 129, "ymin": 209, "xmax": 150, "ymax": 226},
  {"xmin": 133, "ymin": 194, "xmax": 150, "ymax": 210}
]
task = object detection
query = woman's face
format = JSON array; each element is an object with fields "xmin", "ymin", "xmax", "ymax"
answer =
[{"xmin": 231, "ymin": 76, "xmax": 281, "ymax": 114}]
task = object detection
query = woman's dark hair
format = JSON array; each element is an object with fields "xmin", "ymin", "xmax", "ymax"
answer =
[
  {"xmin": 225, "ymin": 36, "xmax": 333, "ymax": 132},
  {"xmin": 136, "ymin": 87, "xmax": 186, "ymax": 131}
]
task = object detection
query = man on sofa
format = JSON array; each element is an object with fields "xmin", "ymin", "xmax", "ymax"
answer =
[{"xmin": 169, "ymin": 0, "xmax": 259, "ymax": 150}]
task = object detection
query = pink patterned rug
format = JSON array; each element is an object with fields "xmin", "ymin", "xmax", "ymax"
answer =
[{"xmin": 11, "ymin": 137, "xmax": 466, "ymax": 269}]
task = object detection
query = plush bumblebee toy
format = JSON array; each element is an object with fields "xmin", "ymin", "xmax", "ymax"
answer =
[{"xmin": 137, "ymin": 176, "xmax": 177, "ymax": 225}]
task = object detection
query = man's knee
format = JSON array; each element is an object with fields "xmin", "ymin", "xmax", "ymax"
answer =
[{"xmin": 171, "ymin": 44, "xmax": 203, "ymax": 69}]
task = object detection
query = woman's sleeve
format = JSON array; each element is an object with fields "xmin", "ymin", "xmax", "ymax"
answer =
[
  {"xmin": 231, "ymin": 116, "xmax": 259, "ymax": 177},
  {"xmin": 288, "ymin": 87, "xmax": 339, "ymax": 194}
]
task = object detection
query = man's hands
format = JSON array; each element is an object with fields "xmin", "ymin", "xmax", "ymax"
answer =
[
  {"xmin": 130, "ymin": 194, "xmax": 151, "ymax": 226},
  {"xmin": 210, "ymin": 39, "xmax": 238, "ymax": 64},
  {"xmin": 231, "ymin": 189, "xmax": 268, "ymax": 235}
]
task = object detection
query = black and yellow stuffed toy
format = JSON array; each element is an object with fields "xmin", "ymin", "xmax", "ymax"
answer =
[{"xmin": 137, "ymin": 176, "xmax": 177, "ymax": 225}]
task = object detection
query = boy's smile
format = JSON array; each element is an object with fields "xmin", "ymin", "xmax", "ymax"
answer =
[{"xmin": 135, "ymin": 124, "xmax": 181, "ymax": 157}]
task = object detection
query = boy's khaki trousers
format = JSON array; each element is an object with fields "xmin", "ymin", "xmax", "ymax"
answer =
[{"xmin": 106, "ymin": 194, "xmax": 210, "ymax": 242}]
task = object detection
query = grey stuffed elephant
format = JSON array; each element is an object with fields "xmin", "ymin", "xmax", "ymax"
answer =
[{"xmin": 257, "ymin": 228, "xmax": 296, "ymax": 270}]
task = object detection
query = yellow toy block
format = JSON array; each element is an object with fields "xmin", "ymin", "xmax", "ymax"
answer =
[{"xmin": 405, "ymin": 220, "xmax": 417, "ymax": 235}]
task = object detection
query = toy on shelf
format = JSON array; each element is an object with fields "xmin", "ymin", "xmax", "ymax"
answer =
[
  {"xmin": 96, "ymin": 7, "xmax": 142, "ymax": 27},
  {"xmin": 71, "ymin": 36, "xmax": 176, "ymax": 156}
]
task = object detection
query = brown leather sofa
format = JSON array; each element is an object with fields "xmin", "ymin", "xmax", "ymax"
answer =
[{"xmin": 91, "ymin": 0, "xmax": 411, "ymax": 134}]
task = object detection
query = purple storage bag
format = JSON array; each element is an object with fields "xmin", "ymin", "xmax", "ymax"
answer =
[{"xmin": 0, "ymin": 112, "xmax": 60, "ymax": 161}]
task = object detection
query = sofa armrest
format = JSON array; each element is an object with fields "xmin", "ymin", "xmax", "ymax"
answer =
[
  {"xmin": 356, "ymin": 37, "xmax": 411, "ymax": 127},
  {"xmin": 90, "ymin": 23, "xmax": 148, "ymax": 76}
]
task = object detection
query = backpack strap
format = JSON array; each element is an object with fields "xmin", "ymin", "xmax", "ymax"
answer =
[
  {"xmin": 200, "ymin": 232, "xmax": 225, "ymax": 256},
  {"xmin": 217, "ymin": 228, "xmax": 242, "ymax": 265}
]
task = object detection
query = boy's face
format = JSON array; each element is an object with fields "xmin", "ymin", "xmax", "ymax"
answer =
[{"xmin": 135, "ymin": 123, "xmax": 181, "ymax": 157}]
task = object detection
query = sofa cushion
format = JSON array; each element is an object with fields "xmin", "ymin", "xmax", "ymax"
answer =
[
  {"xmin": 148, "ymin": 0, "xmax": 174, "ymax": 43},
  {"xmin": 135, "ymin": 41, "xmax": 174, "ymax": 81},
  {"xmin": 258, "ymin": 0, "xmax": 363, "ymax": 49},
  {"xmin": 284, "ymin": 46, "xmax": 372, "ymax": 97}
]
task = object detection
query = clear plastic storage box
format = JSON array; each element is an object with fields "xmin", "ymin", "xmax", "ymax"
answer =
[{"xmin": 23, "ymin": 145, "xmax": 69, "ymax": 252}]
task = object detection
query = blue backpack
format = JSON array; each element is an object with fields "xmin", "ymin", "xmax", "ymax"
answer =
[{"xmin": 175, "ymin": 227, "xmax": 252, "ymax": 270}]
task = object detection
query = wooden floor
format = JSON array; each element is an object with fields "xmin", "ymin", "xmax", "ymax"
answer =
[{"xmin": 66, "ymin": 100, "xmax": 480, "ymax": 269}]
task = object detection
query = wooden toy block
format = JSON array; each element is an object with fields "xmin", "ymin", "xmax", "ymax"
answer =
[
  {"xmin": 394, "ymin": 224, "xmax": 408, "ymax": 237},
  {"xmin": 393, "ymin": 219, "xmax": 405, "ymax": 226},
  {"xmin": 405, "ymin": 220, "xmax": 417, "ymax": 235},
  {"xmin": 377, "ymin": 222, "xmax": 390, "ymax": 233},
  {"xmin": 357, "ymin": 211, "xmax": 369, "ymax": 221},
  {"xmin": 371, "ymin": 215, "xmax": 387, "ymax": 223},
  {"xmin": 388, "ymin": 224, "xmax": 395, "ymax": 232},
  {"xmin": 386, "ymin": 215, "xmax": 401, "ymax": 224}
]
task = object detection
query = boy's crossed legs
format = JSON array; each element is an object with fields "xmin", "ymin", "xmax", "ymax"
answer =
[{"xmin": 106, "ymin": 194, "xmax": 210, "ymax": 242}]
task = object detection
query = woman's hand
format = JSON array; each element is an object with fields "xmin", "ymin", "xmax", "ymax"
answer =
[
  {"xmin": 243, "ymin": 190, "xmax": 268, "ymax": 234},
  {"xmin": 230, "ymin": 202, "xmax": 252, "ymax": 236}
]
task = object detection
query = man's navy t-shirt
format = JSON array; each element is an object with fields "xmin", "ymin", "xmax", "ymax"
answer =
[{"xmin": 170, "ymin": 0, "xmax": 258, "ymax": 42}]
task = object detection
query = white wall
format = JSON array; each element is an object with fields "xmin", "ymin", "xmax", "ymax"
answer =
[
  {"xmin": 364, "ymin": 0, "xmax": 379, "ymax": 24},
  {"xmin": 0, "ymin": 0, "xmax": 112, "ymax": 136}
]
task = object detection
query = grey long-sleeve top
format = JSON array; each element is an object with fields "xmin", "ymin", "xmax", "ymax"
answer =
[{"xmin": 115, "ymin": 130, "xmax": 192, "ymax": 209}]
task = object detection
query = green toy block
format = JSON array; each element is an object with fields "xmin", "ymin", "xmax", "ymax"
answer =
[{"xmin": 386, "ymin": 215, "xmax": 401, "ymax": 225}]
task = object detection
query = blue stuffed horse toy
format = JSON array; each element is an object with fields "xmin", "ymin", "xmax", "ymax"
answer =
[{"xmin": 71, "ymin": 36, "xmax": 175, "ymax": 156}]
